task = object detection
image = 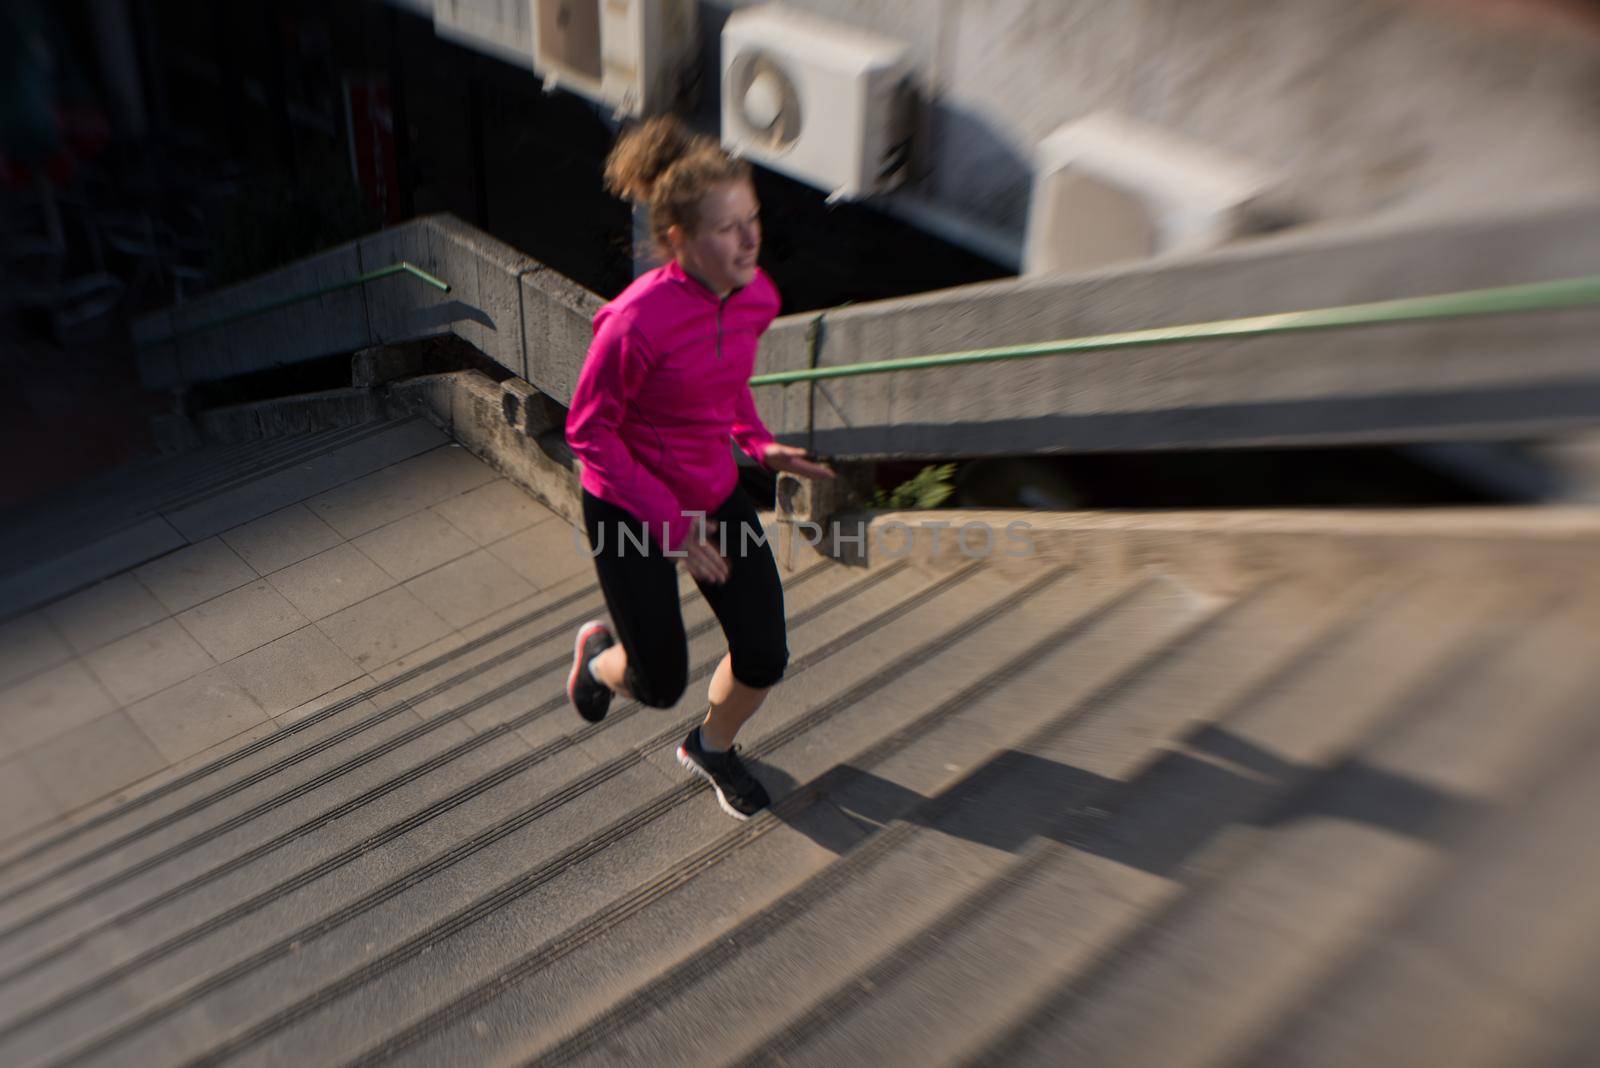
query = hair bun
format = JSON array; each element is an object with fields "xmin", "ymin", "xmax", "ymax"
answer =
[
  {"xmin": 603, "ymin": 115, "xmax": 753, "ymax": 257},
  {"xmin": 603, "ymin": 115, "xmax": 703, "ymax": 204}
]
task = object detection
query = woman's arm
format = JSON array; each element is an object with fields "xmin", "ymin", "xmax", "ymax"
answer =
[
  {"xmin": 730, "ymin": 383, "xmax": 777, "ymax": 466},
  {"xmin": 566, "ymin": 312, "xmax": 695, "ymax": 552},
  {"xmin": 735, "ymin": 384, "xmax": 836, "ymax": 480}
]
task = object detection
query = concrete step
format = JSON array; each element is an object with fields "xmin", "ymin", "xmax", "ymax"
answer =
[
  {"xmin": 1241, "ymin": 737, "xmax": 1600, "ymax": 1068},
  {"xmin": 0, "ymin": 572, "xmax": 621, "ymax": 1013},
  {"xmin": 0, "ymin": 428, "xmax": 313, "ymax": 545},
  {"xmin": 0, "ymin": 572, "xmax": 617, "ymax": 935},
  {"xmin": 0, "ymin": 565, "xmax": 604, "ymax": 888},
  {"xmin": 132, "ymin": 423, "xmax": 392, "ymax": 517},
  {"xmin": 0, "ymin": 556, "xmax": 732, "ymax": 888},
  {"xmin": 719, "ymin": 577, "xmax": 1522, "ymax": 1066},
  {"xmin": 969, "ymin": 582, "xmax": 1577, "ymax": 1067},
  {"xmin": 0, "ymin": 540, "xmax": 728, "ymax": 879},
  {"xmin": 324, "ymin": 571, "xmax": 1177, "ymax": 1068},
  {"xmin": 1, "ymin": 438, "xmax": 235, "ymax": 546},
  {"xmin": 0, "ymin": 560, "xmax": 833, "ymax": 1014},
  {"xmin": 0, "ymin": 417, "xmax": 451, "ymax": 617},
  {"xmin": 522, "ymin": 574, "xmax": 1377, "ymax": 1068},
  {"xmin": 0, "ymin": 421, "xmax": 395, "ymax": 570},
  {"xmin": 1199, "ymin": 610, "xmax": 1600, "ymax": 1068},
  {"xmin": 156, "ymin": 420, "xmax": 463, "ymax": 543},
  {"xmin": 199, "ymin": 566, "xmax": 1118, "ymax": 1068},
  {"xmin": 0, "ymin": 538, "xmax": 735, "ymax": 901},
  {"xmin": 0, "ymin": 560, "xmax": 857, "ymax": 1030},
  {"xmin": 8, "ymin": 388, "xmax": 1596, "ymax": 1068},
  {"xmin": 2, "ymin": 559, "xmax": 982, "ymax": 1066},
  {"xmin": 114, "ymin": 419, "xmax": 419, "ymax": 522}
]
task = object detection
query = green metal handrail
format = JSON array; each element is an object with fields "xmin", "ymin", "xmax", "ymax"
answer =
[
  {"xmin": 136, "ymin": 260, "xmax": 450, "ymax": 348},
  {"xmin": 748, "ymin": 274, "xmax": 1600, "ymax": 387}
]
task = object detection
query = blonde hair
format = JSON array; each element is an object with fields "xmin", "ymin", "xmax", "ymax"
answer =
[{"xmin": 603, "ymin": 116, "xmax": 752, "ymax": 253}]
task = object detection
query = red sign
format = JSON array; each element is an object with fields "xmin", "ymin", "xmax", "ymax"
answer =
[{"xmin": 343, "ymin": 76, "xmax": 402, "ymax": 223}]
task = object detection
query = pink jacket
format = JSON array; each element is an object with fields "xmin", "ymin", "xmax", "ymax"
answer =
[{"xmin": 566, "ymin": 260, "xmax": 780, "ymax": 552}]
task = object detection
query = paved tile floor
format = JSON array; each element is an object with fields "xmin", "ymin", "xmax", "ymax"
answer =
[{"xmin": 0, "ymin": 441, "xmax": 593, "ymax": 843}]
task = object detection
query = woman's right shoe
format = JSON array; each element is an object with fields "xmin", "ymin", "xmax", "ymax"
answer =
[
  {"xmin": 676, "ymin": 727, "xmax": 771, "ymax": 820},
  {"xmin": 567, "ymin": 621, "xmax": 616, "ymax": 723}
]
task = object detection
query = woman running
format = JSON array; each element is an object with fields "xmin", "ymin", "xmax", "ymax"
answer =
[{"xmin": 564, "ymin": 116, "xmax": 834, "ymax": 820}]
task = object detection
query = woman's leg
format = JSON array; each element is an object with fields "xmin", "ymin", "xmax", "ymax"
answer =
[
  {"xmin": 701, "ymin": 654, "xmax": 766, "ymax": 750},
  {"xmin": 589, "ymin": 644, "xmax": 633, "ymax": 697},
  {"xmin": 670, "ymin": 488, "xmax": 787, "ymax": 819},
  {"xmin": 580, "ymin": 491, "xmax": 690, "ymax": 709},
  {"xmin": 695, "ymin": 488, "xmax": 789, "ymax": 749}
]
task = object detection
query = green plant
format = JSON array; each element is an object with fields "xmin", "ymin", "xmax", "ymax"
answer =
[{"xmin": 870, "ymin": 463, "xmax": 957, "ymax": 510}]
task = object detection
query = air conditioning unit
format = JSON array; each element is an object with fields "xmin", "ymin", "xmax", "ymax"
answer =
[
  {"xmin": 1024, "ymin": 111, "xmax": 1275, "ymax": 276},
  {"xmin": 722, "ymin": 5, "xmax": 915, "ymax": 202},
  {"xmin": 531, "ymin": 0, "xmax": 697, "ymax": 118}
]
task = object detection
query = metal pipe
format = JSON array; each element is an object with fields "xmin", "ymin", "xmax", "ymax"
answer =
[
  {"xmin": 137, "ymin": 260, "xmax": 450, "ymax": 347},
  {"xmin": 749, "ymin": 274, "xmax": 1600, "ymax": 387}
]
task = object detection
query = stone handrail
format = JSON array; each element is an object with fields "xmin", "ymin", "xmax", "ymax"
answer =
[
  {"xmin": 135, "ymin": 201, "xmax": 1600, "ymax": 459},
  {"xmin": 134, "ymin": 214, "xmax": 603, "ymax": 410}
]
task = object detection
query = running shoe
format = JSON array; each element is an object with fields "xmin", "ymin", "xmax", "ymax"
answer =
[
  {"xmin": 677, "ymin": 727, "xmax": 771, "ymax": 819},
  {"xmin": 567, "ymin": 620, "xmax": 615, "ymax": 723}
]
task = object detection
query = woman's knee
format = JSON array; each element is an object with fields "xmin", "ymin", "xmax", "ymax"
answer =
[
  {"xmin": 731, "ymin": 644, "xmax": 788, "ymax": 690},
  {"xmin": 627, "ymin": 659, "xmax": 689, "ymax": 709}
]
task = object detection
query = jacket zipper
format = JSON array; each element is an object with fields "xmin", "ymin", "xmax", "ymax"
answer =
[{"xmin": 716, "ymin": 295, "xmax": 728, "ymax": 360}]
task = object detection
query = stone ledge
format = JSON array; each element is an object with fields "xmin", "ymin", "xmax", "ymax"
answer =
[
  {"xmin": 788, "ymin": 504, "xmax": 1600, "ymax": 595},
  {"xmin": 351, "ymin": 335, "xmax": 485, "ymax": 388},
  {"xmin": 198, "ymin": 388, "xmax": 385, "ymax": 443}
]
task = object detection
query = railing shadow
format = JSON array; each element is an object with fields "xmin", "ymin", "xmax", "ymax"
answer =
[{"xmin": 747, "ymin": 723, "xmax": 1488, "ymax": 875}]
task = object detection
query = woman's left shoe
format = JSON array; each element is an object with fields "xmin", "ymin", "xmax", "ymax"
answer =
[
  {"xmin": 676, "ymin": 727, "xmax": 771, "ymax": 820},
  {"xmin": 567, "ymin": 621, "xmax": 615, "ymax": 723}
]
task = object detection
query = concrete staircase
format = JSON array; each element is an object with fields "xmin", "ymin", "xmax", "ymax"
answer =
[{"xmin": 2, "ymin": 420, "xmax": 1597, "ymax": 1067}]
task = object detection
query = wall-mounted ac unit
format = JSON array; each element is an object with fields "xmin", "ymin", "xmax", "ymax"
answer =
[
  {"xmin": 1024, "ymin": 111, "xmax": 1275, "ymax": 276},
  {"xmin": 722, "ymin": 5, "xmax": 915, "ymax": 202},
  {"xmin": 532, "ymin": 0, "xmax": 697, "ymax": 118}
]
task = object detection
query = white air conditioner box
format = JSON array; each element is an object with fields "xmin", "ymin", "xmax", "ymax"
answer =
[
  {"xmin": 722, "ymin": 5, "xmax": 915, "ymax": 202},
  {"xmin": 433, "ymin": 0, "xmax": 535, "ymax": 70},
  {"xmin": 1023, "ymin": 112, "xmax": 1275, "ymax": 276},
  {"xmin": 532, "ymin": 0, "xmax": 697, "ymax": 117}
]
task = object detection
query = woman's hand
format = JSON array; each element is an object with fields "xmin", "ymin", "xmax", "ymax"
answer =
[
  {"xmin": 681, "ymin": 517, "xmax": 731, "ymax": 585},
  {"xmin": 762, "ymin": 443, "xmax": 835, "ymax": 481}
]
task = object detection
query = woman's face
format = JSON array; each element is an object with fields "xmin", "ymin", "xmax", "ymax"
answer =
[{"xmin": 671, "ymin": 180, "xmax": 761, "ymax": 297}]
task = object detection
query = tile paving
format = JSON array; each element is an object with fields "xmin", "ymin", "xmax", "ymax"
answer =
[{"xmin": 0, "ymin": 422, "xmax": 577, "ymax": 832}]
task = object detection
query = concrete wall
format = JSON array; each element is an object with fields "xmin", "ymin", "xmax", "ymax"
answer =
[
  {"xmin": 431, "ymin": 0, "xmax": 536, "ymax": 70},
  {"xmin": 751, "ymin": 200, "xmax": 1600, "ymax": 457}
]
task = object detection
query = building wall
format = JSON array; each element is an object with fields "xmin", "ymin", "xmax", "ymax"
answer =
[
  {"xmin": 718, "ymin": 0, "xmax": 1600, "ymax": 247},
  {"xmin": 404, "ymin": 1, "xmax": 1600, "ymax": 265}
]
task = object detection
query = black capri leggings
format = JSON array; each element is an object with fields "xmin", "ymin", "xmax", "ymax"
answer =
[{"xmin": 581, "ymin": 486, "xmax": 789, "ymax": 709}]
